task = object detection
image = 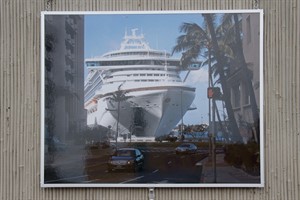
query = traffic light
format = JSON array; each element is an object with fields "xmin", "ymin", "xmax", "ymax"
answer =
[{"xmin": 207, "ymin": 87, "xmax": 222, "ymax": 100}]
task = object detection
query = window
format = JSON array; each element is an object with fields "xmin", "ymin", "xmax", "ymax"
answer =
[
  {"xmin": 246, "ymin": 16, "xmax": 251, "ymax": 44},
  {"xmin": 232, "ymin": 84, "xmax": 241, "ymax": 108},
  {"xmin": 135, "ymin": 149, "xmax": 141, "ymax": 156},
  {"xmin": 243, "ymin": 83, "xmax": 250, "ymax": 105}
]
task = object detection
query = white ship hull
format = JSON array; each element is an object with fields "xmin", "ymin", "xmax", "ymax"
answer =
[
  {"xmin": 84, "ymin": 29, "xmax": 200, "ymax": 139},
  {"xmin": 86, "ymin": 83, "xmax": 195, "ymax": 138}
]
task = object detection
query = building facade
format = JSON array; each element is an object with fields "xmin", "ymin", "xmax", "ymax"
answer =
[
  {"xmin": 45, "ymin": 15, "xmax": 86, "ymax": 142},
  {"xmin": 226, "ymin": 13, "xmax": 260, "ymax": 143}
]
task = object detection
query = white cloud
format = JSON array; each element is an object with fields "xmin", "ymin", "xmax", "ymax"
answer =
[{"xmin": 185, "ymin": 68, "xmax": 208, "ymax": 84}]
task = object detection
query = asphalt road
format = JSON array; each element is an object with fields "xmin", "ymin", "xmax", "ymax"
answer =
[{"xmin": 44, "ymin": 144, "xmax": 207, "ymax": 184}]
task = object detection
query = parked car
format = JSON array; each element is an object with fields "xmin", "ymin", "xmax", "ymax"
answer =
[
  {"xmin": 175, "ymin": 143, "xmax": 197, "ymax": 154},
  {"xmin": 107, "ymin": 148, "xmax": 144, "ymax": 172}
]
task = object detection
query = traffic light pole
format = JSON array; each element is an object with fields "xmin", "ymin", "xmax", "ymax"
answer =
[
  {"xmin": 208, "ymin": 44, "xmax": 216, "ymax": 183},
  {"xmin": 212, "ymin": 99, "xmax": 217, "ymax": 183},
  {"xmin": 208, "ymin": 46, "xmax": 212, "ymax": 160}
]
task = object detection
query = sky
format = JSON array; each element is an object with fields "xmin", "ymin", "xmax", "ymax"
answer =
[{"xmin": 84, "ymin": 12, "xmax": 223, "ymax": 125}]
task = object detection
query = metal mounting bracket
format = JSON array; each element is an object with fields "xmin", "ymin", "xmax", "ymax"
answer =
[{"xmin": 148, "ymin": 188, "xmax": 155, "ymax": 200}]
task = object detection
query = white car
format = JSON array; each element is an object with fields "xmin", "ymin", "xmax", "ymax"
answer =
[{"xmin": 175, "ymin": 143, "xmax": 197, "ymax": 154}]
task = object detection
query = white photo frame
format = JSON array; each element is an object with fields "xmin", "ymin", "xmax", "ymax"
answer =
[{"xmin": 41, "ymin": 10, "xmax": 264, "ymax": 188}]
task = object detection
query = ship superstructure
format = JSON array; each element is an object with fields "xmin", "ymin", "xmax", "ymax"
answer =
[{"xmin": 84, "ymin": 29, "xmax": 198, "ymax": 138}]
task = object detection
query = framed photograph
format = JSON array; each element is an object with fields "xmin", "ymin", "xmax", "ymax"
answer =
[{"xmin": 41, "ymin": 10, "xmax": 264, "ymax": 187}]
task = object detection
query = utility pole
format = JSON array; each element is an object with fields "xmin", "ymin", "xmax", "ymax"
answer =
[
  {"xmin": 207, "ymin": 43, "xmax": 216, "ymax": 183},
  {"xmin": 180, "ymin": 89, "xmax": 184, "ymax": 141},
  {"xmin": 208, "ymin": 44, "xmax": 212, "ymax": 159},
  {"xmin": 212, "ymin": 98, "xmax": 217, "ymax": 183}
]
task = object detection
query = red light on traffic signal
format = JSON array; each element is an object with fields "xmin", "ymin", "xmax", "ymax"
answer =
[
  {"xmin": 207, "ymin": 87, "xmax": 222, "ymax": 99},
  {"xmin": 207, "ymin": 87, "xmax": 214, "ymax": 98}
]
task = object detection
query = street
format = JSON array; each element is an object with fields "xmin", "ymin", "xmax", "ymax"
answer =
[{"xmin": 44, "ymin": 143, "xmax": 208, "ymax": 184}]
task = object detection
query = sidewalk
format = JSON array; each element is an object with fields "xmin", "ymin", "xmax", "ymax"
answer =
[{"xmin": 200, "ymin": 153, "xmax": 260, "ymax": 183}]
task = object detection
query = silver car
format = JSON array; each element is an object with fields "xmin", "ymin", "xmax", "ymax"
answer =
[{"xmin": 175, "ymin": 143, "xmax": 197, "ymax": 154}]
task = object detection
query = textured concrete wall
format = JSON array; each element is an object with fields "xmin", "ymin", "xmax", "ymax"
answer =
[{"xmin": 0, "ymin": 0, "xmax": 299, "ymax": 199}]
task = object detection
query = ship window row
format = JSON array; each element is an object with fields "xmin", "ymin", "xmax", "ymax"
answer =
[
  {"xmin": 85, "ymin": 87, "xmax": 99, "ymax": 99},
  {"xmin": 86, "ymin": 75, "xmax": 101, "ymax": 86},
  {"xmin": 85, "ymin": 92, "xmax": 95, "ymax": 102},
  {"xmin": 132, "ymin": 79, "xmax": 182, "ymax": 82},
  {"xmin": 85, "ymin": 77, "xmax": 102, "ymax": 91},
  {"xmin": 85, "ymin": 71, "xmax": 102, "ymax": 85},
  {"xmin": 85, "ymin": 84, "xmax": 100, "ymax": 98},
  {"xmin": 85, "ymin": 82, "xmax": 102, "ymax": 101},
  {"xmin": 109, "ymin": 68, "xmax": 177, "ymax": 72},
  {"xmin": 105, "ymin": 51, "xmax": 170, "ymax": 58},
  {"xmin": 104, "ymin": 73, "xmax": 180, "ymax": 79},
  {"xmin": 86, "ymin": 60, "xmax": 179, "ymax": 67},
  {"xmin": 105, "ymin": 79, "xmax": 182, "ymax": 84}
]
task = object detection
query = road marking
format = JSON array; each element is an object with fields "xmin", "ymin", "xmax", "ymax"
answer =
[
  {"xmin": 120, "ymin": 176, "xmax": 144, "ymax": 184},
  {"xmin": 152, "ymin": 169, "xmax": 159, "ymax": 173}
]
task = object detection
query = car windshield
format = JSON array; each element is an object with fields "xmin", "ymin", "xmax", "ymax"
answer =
[
  {"xmin": 115, "ymin": 150, "xmax": 134, "ymax": 157},
  {"xmin": 180, "ymin": 144, "xmax": 190, "ymax": 147}
]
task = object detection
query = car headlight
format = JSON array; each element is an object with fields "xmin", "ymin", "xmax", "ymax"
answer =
[{"xmin": 127, "ymin": 160, "xmax": 134, "ymax": 165}]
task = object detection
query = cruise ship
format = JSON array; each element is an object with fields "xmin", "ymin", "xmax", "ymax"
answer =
[{"xmin": 84, "ymin": 29, "xmax": 199, "ymax": 138}]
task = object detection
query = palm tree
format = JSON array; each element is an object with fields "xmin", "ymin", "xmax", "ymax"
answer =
[
  {"xmin": 203, "ymin": 13, "xmax": 243, "ymax": 142},
  {"xmin": 105, "ymin": 83, "xmax": 133, "ymax": 146},
  {"xmin": 172, "ymin": 22, "xmax": 209, "ymax": 69},
  {"xmin": 172, "ymin": 17, "xmax": 242, "ymax": 142}
]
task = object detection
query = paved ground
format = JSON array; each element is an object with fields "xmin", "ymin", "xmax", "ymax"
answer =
[
  {"xmin": 200, "ymin": 153, "xmax": 260, "ymax": 184},
  {"xmin": 44, "ymin": 143, "xmax": 206, "ymax": 184},
  {"xmin": 44, "ymin": 143, "xmax": 260, "ymax": 184}
]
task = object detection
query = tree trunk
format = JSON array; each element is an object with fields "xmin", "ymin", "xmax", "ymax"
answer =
[
  {"xmin": 204, "ymin": 14, "xmax": 243, "ymax": 142},
  {"xmin": 116, "ymin": 101, "xmax": 120, "ymax": 147}
]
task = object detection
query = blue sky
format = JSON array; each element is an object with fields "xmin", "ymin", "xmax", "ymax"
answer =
[
  {"xmin": 84, "ymin": 13, "xmax": 220, "ymax": 125},
  {"xmin": 84, "ymin": 13, "xmax": 205, "ymax": 58}
]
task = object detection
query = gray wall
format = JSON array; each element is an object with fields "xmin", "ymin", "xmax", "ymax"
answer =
[{"xmin": 0, "ymin": 0, "xmax": 299, "ymax": 199}]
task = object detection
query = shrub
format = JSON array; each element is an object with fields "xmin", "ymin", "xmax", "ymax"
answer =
[{"xmin": 224, "ymin": 142, "xmax": 260, "ymax": 176}]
